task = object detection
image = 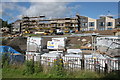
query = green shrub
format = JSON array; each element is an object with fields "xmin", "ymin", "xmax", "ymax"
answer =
[
  {"xmin": 23, "ymin": 60, "xmax": 34, "ymax": 75},
  {"xmin": 50, "ymin": 58, "xmax": 65, "ymax": 77},
  {"xmin": 34, "ymin": 61, "xmax": 43, "ymax": 73},
  {"xmin": 103, "ymin": 71, "xmax": 120, "ymax": 79},
  {"xmin": 67, "ymin": 70, "xmax": 101, "ymax": 78},
  {"xmin": 2, "ymin": 53, "xmax": 10, "ymax": 68}
]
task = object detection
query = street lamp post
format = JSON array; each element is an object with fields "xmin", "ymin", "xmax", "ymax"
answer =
[
  {"xmin": 78, "ymin": 38, "xmax": 85, "ymax": 70},
  {"xmin": 91, "ymin": 33, "xmax": 99, "ymax": 71},
  {"xmin": 91, "ymin": 32, "xmax": 98, "ymax": 54}
]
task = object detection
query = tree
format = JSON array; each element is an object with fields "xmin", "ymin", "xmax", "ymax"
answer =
[
  {"xmin": 7, "ymin": 23, "xmax": 13, "ymax": 33},
  {"xmin": 2, "ymin": 21, "xmax": 8, "ymax": 27}
]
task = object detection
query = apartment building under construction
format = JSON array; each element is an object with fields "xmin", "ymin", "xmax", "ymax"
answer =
[
  {"xmin": 12, "ymin": 15, "xmax": 120, "ymax": 33},
  {"xmin": 21, "ymin": 17, "xmax": 78, "ymax": 32}
]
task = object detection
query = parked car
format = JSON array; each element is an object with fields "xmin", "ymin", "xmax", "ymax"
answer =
[
  {"xmin": 55, "ymin": 29, "xmax": 64, "ymax": 35},
  {"xmin": 70, "ymin": 30, "xmax": 75, "ymax": 33}
]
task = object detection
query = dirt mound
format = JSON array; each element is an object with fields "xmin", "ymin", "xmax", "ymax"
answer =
[
  {"xmin": 2, "ymin": 37, "xmax": 27, "ymax": 54},
  {"xmin": 83, "ymin": 30, "xmax": 115, "ymax": 35},
  {"xmin": 67, "ymin": 36, "xmax": 92, "ymax": 49}
]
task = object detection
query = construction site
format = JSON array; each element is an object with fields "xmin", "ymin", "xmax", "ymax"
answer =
[{"xmin": 1, "ymin": 9, "xmax": 120, "ymax": 79}]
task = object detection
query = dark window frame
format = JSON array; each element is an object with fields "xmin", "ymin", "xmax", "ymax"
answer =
[
  {"xmin": 89, "ymin": 22, "xmax": 94, "ymax": 26},
  {"xmin": 107, "ymin": 22, "xmax": 113, "ymax": 26},
  {"xmin": 99, "ymin": 22, "xmax": 104, "ymax": 26}
]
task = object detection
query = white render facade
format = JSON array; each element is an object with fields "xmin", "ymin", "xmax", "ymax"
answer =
[
  {"xmin": 74, "ymin": 16, "xmax": 97, "ymax": 31},
  {"xmin": 97, "ymin": 16, "xmax": 115, "ymax": 31}
]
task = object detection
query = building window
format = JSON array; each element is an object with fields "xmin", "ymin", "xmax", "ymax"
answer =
[
  {"xmin": 107, "ymin": 22, "xmax": 113, "ymax": 26},
  {"xmin": 117, "ymin": 22, "xmax": 120, "ymax": 24},
  {"xmin": 89, "ymin": 22, "xmax": 94, "ymax": 26},
  {"xmin": 107, "ymin": 28, "xmax": 113, "ymax": 30},
  {"xmin": 76, "ymin": 24, "xmax": 78, "ymax": 27},
  {"xmin": 101, "ymin": 28, "xmax": 105, "ymax": 30},
  {"xmin": 99, "ymin": 28, "xmax": 105, "ymax": 30},
  {"xmin": 81, "ymin": 18, "xmax": 86, "ymax": 22},
  {"xmin": 53, "ymin": 24, "xmax": 57, "ymax": 27},
  {"xmin": 82, "ymin": 28, "xmax": 88, "ymax": 31},
  {"xmin": 82, "ymin": 23, "xmax": 87, "ymax": 26},
  {"xmin": 72, "ymin": 24, "xmax": 75, "ymax": 26},
  {"xmin": 58, "ymin": 24, "xmax": 61, "ymax": 26},
  {"xmin": 89, "ymin": 28, "xmax": 94, "ymax": 31},
  {"xmin": 99, "ymin": 22, "xmax": 104, "ymax": 26}
]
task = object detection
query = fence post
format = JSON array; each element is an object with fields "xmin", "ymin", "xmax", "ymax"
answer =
[
  {"xmin": 118, "ymin": 58, "xmax": 120, "ymax": 70},
  {"xmin": 104, "ymin": 63, "xmax": 108, "ymax": 73},
  {"xmin": 81, "ymin": 53, "xmax": 84, "ymax": 70},
  {"xmin": 94, "ymin": 59, "xmax": 96, "ymax": 71}
]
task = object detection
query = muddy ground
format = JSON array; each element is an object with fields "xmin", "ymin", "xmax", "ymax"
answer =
[{"xmin": 1, "ymin": 36, "xmax": 92, "ymax": 54}]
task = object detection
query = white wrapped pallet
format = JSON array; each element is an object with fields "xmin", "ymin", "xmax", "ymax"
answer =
[
  {"xmin": 41, "ymin": 53, "xmax": 61, "ymax": 66},
  {"xmin": 27, "ymin": 37, "xmax": 42, "ymax": 52},
  {"xmin": 26, "ymin": 52, "xmax": 41, "ymax": 61},
  {"xmin": 67, "ymin": 49, "xmax": 82, "ymax": 54},
  {"xmin": 97, "ymin": 36, "xmax": 120, "ymax": 49},
  {"xmin": 63, "ymin": 54, "xmax": 82, "ymax": 68},
  {"xmin": 26, "ymin": 37, "xmax": 42, "ymax": 61}
]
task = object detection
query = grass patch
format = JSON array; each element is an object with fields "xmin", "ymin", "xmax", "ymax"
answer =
[
  {"xmin": 2, "ymin": 65, "xmax": 104, "ymax": 78},
  {"xmin": 2, "ymin": 63, "xmax": 119, "ymax": 79},
  {"xmin": 0, "ymin": 68, "xmax": 2, "ymax": 79},
  {"xmin": 71, "ymin": 70, "xmax": 102, "ymax": 78},
  {"xmin": 2, "ymin": 66, "xmax": 47, "ymax": 78}
]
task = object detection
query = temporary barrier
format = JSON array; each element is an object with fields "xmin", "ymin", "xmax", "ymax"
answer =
[
  {"xmin": 38, "ymin": 52, "xmax": 120, "ymax": 72},
  {"xmin": 26, "ymin": 52, "xmax": 41, "ymax": 61},
  {"xmin": 41, "ymin": 53, "xmax": 61, "ymax": 66},
  {"xmin": 63, "ymin": 54, "xmax": 82, "ymax": 69}
]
